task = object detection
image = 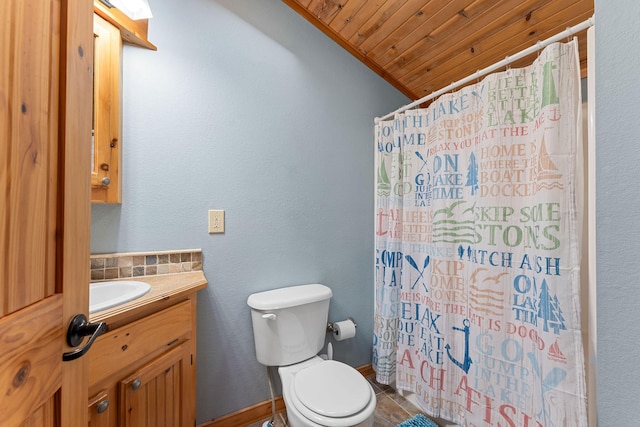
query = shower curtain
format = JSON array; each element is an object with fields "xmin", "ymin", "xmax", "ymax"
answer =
[{"xmin": 373, "ymin": 40, "xmax": 587, "ymax": 426}]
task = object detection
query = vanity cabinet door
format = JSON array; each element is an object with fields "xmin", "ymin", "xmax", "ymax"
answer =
[
  {"xmin": 119, "ymin": 344, "xmax": 189, "ymax": 427},
  {"xmin": 88, "ymin": 389, "xmax": 115, "ymax": 427}
]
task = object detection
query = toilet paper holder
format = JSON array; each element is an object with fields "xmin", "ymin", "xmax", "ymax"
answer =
[{"xmin": 327, "ymin": 317, "xmax": 357, "ymax": 333}]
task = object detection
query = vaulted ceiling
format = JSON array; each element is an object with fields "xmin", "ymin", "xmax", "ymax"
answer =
[{"xmin": 283, "ymin": 0, "xmax": 594, "ymax": 101}]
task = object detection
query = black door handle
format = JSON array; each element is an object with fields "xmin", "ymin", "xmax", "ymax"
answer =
[{"xmin": 62, "ymin": 314, "xmax": 108, "ymax": 362}]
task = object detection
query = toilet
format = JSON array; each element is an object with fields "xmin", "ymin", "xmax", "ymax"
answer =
[{"xmin": 247, "ymin": 284, "xmax": 376, "ymax": 427}]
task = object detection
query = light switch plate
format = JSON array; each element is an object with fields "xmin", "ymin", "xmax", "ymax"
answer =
[{"xmin": 208, "ymin": 210, "xmax": 225, "ymax": 233}]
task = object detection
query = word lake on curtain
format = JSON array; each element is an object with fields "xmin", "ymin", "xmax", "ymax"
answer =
[{"xmin": 373, "ymin": 41, "xmax": 587, "ymax": 427}]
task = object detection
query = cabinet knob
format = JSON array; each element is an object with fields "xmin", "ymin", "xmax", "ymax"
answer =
[
  {"xmin": 131, "ymin": 379, "xmax": 142, "ymax": 390},
  {"xmin": 96, "ymin": 399, "xmax": 110, "ymax": 414},
  {"xmin": 101, "ymin": 177, "xmax": 111, "ymax": 186}
]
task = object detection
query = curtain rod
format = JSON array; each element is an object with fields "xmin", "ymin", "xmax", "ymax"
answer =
[{"xmin": 375, "ymin": 15, "xmax": 595, "ymax": 123}]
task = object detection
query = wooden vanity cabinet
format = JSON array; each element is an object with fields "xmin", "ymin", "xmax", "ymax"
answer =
[{"xmin": 87, "ymin": 296, "xmax": 198, "ymax": 426}]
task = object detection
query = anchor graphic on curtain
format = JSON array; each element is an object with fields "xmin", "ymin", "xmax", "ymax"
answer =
[{"xmin": 445, "ymin": 319, "xmax": 472, "ymax": 374}]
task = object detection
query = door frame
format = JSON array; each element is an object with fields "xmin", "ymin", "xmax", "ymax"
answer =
[{"xmin": 59, "ymin": 0, "xmax": 94, "ymax": 424}]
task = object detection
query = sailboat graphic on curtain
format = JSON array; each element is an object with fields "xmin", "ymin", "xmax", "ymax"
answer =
[{"xmin": 373, "ymin": 40, "xmax": 587, "ymax": 426}]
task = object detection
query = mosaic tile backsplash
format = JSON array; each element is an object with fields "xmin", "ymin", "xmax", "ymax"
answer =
[{"xmin": 90, "ymin": 249, "xmax": 202, "ymax": 282}]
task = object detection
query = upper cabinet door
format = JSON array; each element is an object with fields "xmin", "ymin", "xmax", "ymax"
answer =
[
  {"xmin": 92, "ymin": 13, "xmax": 122, "ymax": 204},
  {"xmin": 1, "ymin": 0, "xmax": 93, "ymax": 425}
]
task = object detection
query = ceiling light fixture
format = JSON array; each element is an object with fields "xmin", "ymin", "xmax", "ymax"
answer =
[{"xmin": 103, "ymin": 0, "xmax": 153, "ymax": 20}]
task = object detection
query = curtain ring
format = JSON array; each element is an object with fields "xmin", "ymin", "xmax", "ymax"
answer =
[{"xmin": 505, "ymin": 55, "xmax": 511, "ymax": 72}]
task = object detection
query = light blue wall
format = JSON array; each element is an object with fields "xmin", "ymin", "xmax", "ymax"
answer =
[
  {"xmin": 595, "ymin": 1, "xmax": 640, "ymax": 425},
  {"xmin": 92, "ymin": 0, "xmax": 640, "ymax": 424},
  {"xmin": 90, "ymin": 0, "xmax": 408, "ymax": 422}
]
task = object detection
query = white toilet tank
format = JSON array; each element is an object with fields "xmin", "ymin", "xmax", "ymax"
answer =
[{"xmin": 247, "ymin": 284, "xmax": 332, "ymax": 366}]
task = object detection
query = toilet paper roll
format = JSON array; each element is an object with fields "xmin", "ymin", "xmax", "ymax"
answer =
[{"xmin": 333, "ymin": 319, "xmax": 357, "ymax": 341}]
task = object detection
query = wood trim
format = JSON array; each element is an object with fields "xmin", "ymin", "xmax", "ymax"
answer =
[
  {"xmin": 281, "ymin": 0, "xmax": 416, "ymax": 100},
  {"xmin": 198, "ymin": 364, "xmax": 373, "ymax": 427},
  {"xmin": 199, "ymin": 397, "xmax": 286, "ymax": 427},
  {"xmin": 59, "ymin": 0, "xmax": 94, "ymax": 425}
]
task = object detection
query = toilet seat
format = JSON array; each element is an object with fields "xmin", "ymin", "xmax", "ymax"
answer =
[{"xmin": 289, "ymin": 360, "xmax": 375, "ymax": 426}]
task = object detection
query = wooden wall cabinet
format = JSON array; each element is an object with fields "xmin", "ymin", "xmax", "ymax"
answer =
[
  {"xmin": 88, "ymin": 298, "xmax": 197, "ymax": 426},
  {"xmin": 91, "ymin": 2, "xmax": 156, "ymax": 203},
  {"xmin": 92, "ymin": 13, "xmax": 122, "ymax": 203}
]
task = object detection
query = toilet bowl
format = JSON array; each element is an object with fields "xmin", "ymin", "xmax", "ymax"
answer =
[{"xmin": 279, "ymin": 357, "xmax": 375, "ymax": 427}]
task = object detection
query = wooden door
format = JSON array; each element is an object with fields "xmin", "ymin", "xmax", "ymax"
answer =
[{"xmin": 1, "ymin": 0, "xmax": 93, "ymax": 426}]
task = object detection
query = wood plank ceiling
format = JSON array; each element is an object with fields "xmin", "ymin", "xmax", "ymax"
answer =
[{"xmin": 283, "ymin": 0, "xmax": 594, "ymax": 101}]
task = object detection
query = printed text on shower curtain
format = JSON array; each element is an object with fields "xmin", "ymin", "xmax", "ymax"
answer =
[{"xmin": 373, "ymin": 41, "xmax": 587, "ymax": 426}]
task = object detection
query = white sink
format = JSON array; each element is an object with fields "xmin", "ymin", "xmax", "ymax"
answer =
[{"xmin": 89, "ymin": 280, "xmax": 151, "ymax": 313}]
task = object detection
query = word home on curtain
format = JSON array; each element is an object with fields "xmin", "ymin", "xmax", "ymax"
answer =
[{"xmin": 373, "ymin": 40, "xmax": 587, "ymax": 427}]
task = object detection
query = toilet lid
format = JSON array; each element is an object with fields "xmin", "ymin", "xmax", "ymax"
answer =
[{"xmin": 293, "ymin": 360, "xmax": 371, "ymax": 418}]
